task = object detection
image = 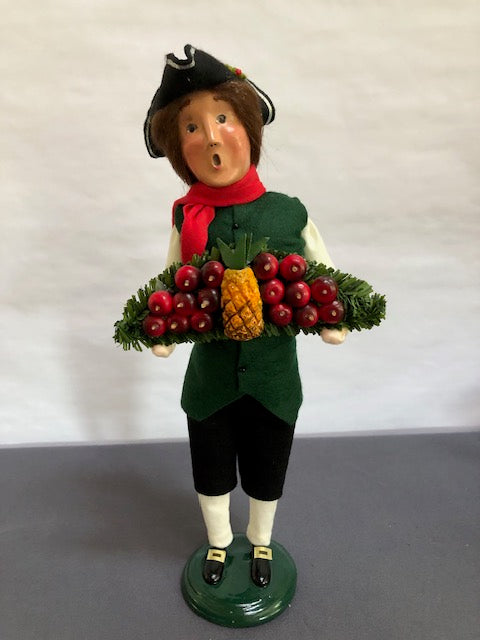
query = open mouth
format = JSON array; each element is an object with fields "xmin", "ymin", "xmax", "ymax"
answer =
[{"xmin": 212, "ymin": 153, "xmax": 221, "ymax": 168}]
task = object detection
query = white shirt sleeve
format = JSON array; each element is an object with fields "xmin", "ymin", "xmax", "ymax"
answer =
[
  {"xmin": 166, "ymin": 218, "xmax": 334, "ymax": 268},
  {"xmin": 151, "ymin": 227, "xmax": 181, "ymax": 358},
  {"xmin": 165, "ymin": 225, "xmax": 182, "ymax": 268},
  {"xmin": 301, "ymin": 217, "xmax": 335, "ymax": 269}
]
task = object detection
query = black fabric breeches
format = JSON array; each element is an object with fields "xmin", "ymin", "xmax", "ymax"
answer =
[{"xmin": 187, "ymin": 395, "xmax": 295, "ymax": 501}]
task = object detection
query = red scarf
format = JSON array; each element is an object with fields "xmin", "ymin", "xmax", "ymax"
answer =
[{"xmin": 172, "ymin": 165, "xmax": 266, "ymax": 263}]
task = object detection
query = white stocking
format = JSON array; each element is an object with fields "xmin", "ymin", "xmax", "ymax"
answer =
[
  {"xmin": 246, "ymin": 497, "xmax": 278, "ymax": 547},
  {"xmin": 197, "ymin": 492, "xmax": 234, "ymax": 549}
]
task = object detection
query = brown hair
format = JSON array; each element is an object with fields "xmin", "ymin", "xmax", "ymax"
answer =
[{"xmin": 150, "ymin": 80, "xmax": 264, "ymax": 184}]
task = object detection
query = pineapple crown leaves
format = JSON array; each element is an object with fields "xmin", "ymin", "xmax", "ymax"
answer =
[{"xmin": 216, "ymin": 234, "xmax": 269, "ymax": 270}]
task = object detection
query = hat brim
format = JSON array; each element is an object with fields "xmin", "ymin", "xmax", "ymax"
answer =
[{"xmin": 144, "ymin": 45, "xmax": 275, "ymax": 159}]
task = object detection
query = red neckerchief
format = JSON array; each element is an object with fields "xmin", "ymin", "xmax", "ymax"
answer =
[{"xmin": 172, "ymin": 165, "xmax": 266, "ymax": 263}]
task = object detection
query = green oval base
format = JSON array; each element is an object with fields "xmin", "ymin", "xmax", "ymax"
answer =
[{"xmin": 181, "ymin": 533, "xmax": 296, "ymax": 628}]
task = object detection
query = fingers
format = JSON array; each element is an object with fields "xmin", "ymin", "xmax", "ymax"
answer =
[
  {"xmin": 151, "ymin": 344, "xmax": 176, "ymax": 358},
  {"xmin": 320, "ymin": 327, "xmax": 348, "ymax": 345}
]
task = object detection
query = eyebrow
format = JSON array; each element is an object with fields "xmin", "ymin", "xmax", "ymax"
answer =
[
  {"xmin": 178, "ymin": 97, "xmax": 191, "ymax": 111},
  {"xmin": 178, "ymin": 94, "xmax": 227, "ymax": 120}
]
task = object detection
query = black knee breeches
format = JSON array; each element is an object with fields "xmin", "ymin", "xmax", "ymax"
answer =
[{"xmin": 187, "ymin": 395, "xmax": 295, "ymax": 501}]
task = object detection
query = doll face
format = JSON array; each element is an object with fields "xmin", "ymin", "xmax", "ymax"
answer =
[{"xmin": 178, "ymin": 91, "xmax": 251, "ymax": 187}]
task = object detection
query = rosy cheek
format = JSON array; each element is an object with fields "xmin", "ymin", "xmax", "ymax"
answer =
[
  {"xmin": 224, "ymin": 127, "xmax": 245, "ymax": 146},
  {"xmin": 181, "ymin": 141, "xmax": 199, "ymax": 162},
  {"xmin": 223, "ymin": 123, "xmax": 237, "ymax": 135}
]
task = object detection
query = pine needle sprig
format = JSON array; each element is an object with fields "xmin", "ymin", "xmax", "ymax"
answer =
[{"xmin": 113, "ymin": 245, "xmax": 386, "ymax": 351}]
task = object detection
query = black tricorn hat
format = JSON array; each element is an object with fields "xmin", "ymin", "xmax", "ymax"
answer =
[{"xmin": 144, "ymin": 44, "xmax": 275, "ymax": 158}]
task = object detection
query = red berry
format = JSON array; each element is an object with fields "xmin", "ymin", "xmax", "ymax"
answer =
[
  {"xmin": 284, "ymin": 281, "xmax": 311, "ymax": 307},
  {"xmin": 201, "ymin": 261, "xmax": 225, "ymax": 288},
  {"xmin": 310, "ymin": 276, "xmax": 338, "ymax": 304},
  {"xmin": 148, "ymin": 290, "xmax": 173, "ymax": 316},
  {"xmin": 252, "ymin": 252, "xmax": 279, "ymax": 280},
  {"xmin": 318, "ymin": 300, "xmax": 345, "ymax": 324},
  {"xmin": 279, "ymin": 254, "xmax": 307, "ymax": 281},
  {"xmin": 268, "ymin": 303, "xmax": 293, "ymax": 326},
  {"xmin": 260, "ymin": 278, "xmax": 285, "ymax": 305},
  {"xmin": 173, "ymin": 292, "xmax": 197, "ymax": 316},
  {"xmin": 167, "ymin": 314, "xmax": 189, "ymax": 334},
  {"xmin": 197, "ymin": 288, "xmax": 220, "ymax": 313},
  {"xmin": 294, "ymin": 304, "xmax": 319, "ymax": 328},
  {"xmin": 190, "ymin": 311, "xmax": 213, "ymax": 333},
  {"xmin": 142, "ymin": 315, "xmax": 167, "ymax": 337},
  {"xmin": 174, "ymin": 265, "xmax": 201, "ymax": 292}
]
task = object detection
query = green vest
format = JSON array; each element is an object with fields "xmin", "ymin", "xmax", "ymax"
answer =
[{"xmin": 175, "ymin": 191, "xmax": 308, "ymax": 424}]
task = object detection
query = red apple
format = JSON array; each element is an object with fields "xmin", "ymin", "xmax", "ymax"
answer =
[
  {"xmin": 284, "ymin": 281, "xmax": 311, "ymax": 308},
  {"xmin": 310, "ymin": 276, "xmax": 338, "ymax": 304},
  {"xmin": 142, "ymin": 315, "xmax": 167, "ymax": 337},
  {"xmin": 173, "ymin": 292, "xmax": 197, "ymax": 316},
  {"xmin": 268, "ymin": 303, "xmax": 293, "ymax": 326},
  {"xmin": 279, "ymin": 254, "xmax": 307, "ymax": 281},
  {"xmin": 196, "ymin": 288, "xmax": 220, "ymax": 313},
  {"xmin": 260, "ymin": 278, "xmax": 285, "ymax": 305},
  {"xmin": 294, "ymin": 304, "xmax": 319, "ymax": 328},
  {"xmin": 190, "ymin": 311, "xmax": 214, "ymax": 333},
  {"xmin": 201, "ymin": 261, "xmax": 225, "ymax": 288},
  {"xmin": 252, "ymin": 252, "xmax": 279, "ymax": 280},
  {"xmin": 148, "ymin": 290, "xmax": 173, "ymax": 316},
  {"xmin": 318, "ymin": 300, "xmax": 345, "ymax": 324},
  {"xmin": 167, "ymin": 314, "xmax": 189, "ymax": 334},
  {"xmin": 174, "ymin": 265, "xmax": 201, "ymax": 292}
]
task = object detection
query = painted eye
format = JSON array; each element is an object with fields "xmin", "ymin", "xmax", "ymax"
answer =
[
  {"xmin": 186, "ymin": 123, "xmax": 197, "ymax": 133},
  {"xmin": 216, "ymin": 114, "xmax": 227, "ymax": 124}
]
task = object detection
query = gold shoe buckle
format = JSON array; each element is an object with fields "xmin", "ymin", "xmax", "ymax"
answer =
[
  {"xmin": 206, "ymin": 548, "xmax": 226, "ymax": 563},
  {"xmin": 253, "ymin": 546, "xmax": 272, "ymax": 561}
]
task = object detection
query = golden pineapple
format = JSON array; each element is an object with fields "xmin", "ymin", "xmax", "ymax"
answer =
[{"xmin": 217, "ymin": 235, "xmax": 265, "ymax": 341}]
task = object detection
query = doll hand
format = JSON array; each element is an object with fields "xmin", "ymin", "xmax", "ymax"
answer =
[
  {"xmin": 151, "ymin": 344, "xmax": 176, "ymax": 358},
  {"xmin": 320, "ymin": 327, "xmax": 348, "ymax": 345}
]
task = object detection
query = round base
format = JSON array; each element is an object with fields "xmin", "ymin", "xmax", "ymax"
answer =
[{"xmin": 181, "ymin": 534, "xmax": 296, "ymax": 628}]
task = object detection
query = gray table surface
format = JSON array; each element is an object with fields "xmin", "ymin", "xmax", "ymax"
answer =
[{"xmin": 1, "ymin": 432, "xmax": 479, "ymax": 640}]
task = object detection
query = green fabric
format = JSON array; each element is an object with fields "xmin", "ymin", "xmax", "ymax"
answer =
[{"xmin": 177, "ymin": 191, "xmax": 308, "ymax": 423}]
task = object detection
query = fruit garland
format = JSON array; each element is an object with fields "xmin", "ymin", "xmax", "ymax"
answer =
[{"xmin": 114, "ymin": 240, "xmax": 386, "ymax": 352}]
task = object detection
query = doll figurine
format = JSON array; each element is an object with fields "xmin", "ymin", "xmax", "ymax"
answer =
[{"xmin": 144, "ymin": 45, "xmax": 347, "ymax": 589}]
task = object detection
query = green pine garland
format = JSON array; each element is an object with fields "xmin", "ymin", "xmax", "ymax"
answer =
[{"xmin": 113, "ymin": 247, "xmax": 386, "ymax": 352}]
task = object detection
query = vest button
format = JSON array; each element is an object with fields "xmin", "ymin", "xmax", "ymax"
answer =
[
  {"xmin": 233, "ymin": 222, "xmax": 239, "ymax": 230},
  {"xmin": 238, "ymin": 366, "xmax": 246, "ymax": 373}
]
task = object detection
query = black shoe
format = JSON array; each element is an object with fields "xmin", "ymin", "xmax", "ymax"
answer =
[
  {"xmin": 203, "ymin": 548, "xmax": 227, "ymax": 585},
  {"xmin": 251, "ymin": 545, "xmax": 272, "ymax": 587}
]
